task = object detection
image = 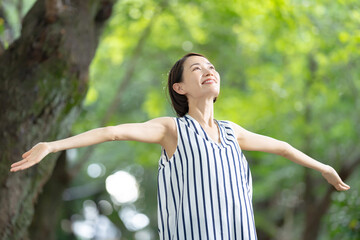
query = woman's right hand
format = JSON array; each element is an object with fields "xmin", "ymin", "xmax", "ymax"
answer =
[
  {"xmin": 10, "ymin": 142, "xmax": 52, "ymax": 172},
  {"xmin": 9, "ymin": 117, "xmax": 176, "ymax": 173}
]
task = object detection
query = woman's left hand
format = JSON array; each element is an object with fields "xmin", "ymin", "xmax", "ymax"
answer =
[{"xmin": 321, "ymin": 165, "xmax": 350, "ymax": 191}]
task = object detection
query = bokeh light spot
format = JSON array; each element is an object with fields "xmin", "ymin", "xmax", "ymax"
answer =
[{"xmin": 106, "ymin": 171, "xmax": 139, "ymax": 204}]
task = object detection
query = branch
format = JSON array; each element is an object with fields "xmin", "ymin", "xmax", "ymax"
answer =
[
  {"xmin": 102, "ymin": 15, "xmax": 158, "ymax": 125},
  {"xmin": 339, "ymin": 155, "xmax": 360, "ymax": 181},
  {"xmin": 95, "ymin": 0, "xmax": 114, "ymax": 22},
  {"xmin": 68, "ymin": 10, "xmax": 162, "ymax": 178}
]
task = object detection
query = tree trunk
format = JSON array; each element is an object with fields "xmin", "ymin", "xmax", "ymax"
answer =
[
  {"xmin": 28, "ymin": 151, "xmax": 71, "ymax": 240},
  {"xmin": 0, "ymin": 0, "xmax": 115, "ymax": 239},
  {"xmin": 27, "ymin": 9, "xmax": 159, "ymax": 238}
]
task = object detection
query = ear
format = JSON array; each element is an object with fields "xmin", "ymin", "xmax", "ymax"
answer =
[{"xmin": 173, "ymin": 83, "xmax": 186, "ymax": 95}]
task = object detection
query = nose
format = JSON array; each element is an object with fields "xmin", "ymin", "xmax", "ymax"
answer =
[{"xmin": 203, "ymin": 69, "xmax": 213, "ymax": 76}]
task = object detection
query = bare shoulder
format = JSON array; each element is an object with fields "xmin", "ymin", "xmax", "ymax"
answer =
[
  {"xmin": 147, "ymin": 117, "xmax": 175, "ymax": 129},
  {"xmin": 145, "ymin": 117, "xmax": 177, "ymax": 136},
  {"xmin": 147, "ymin": 117, "xmax": 177, "ymax": 150},
  {"xmin": 228, "ymin": 121, "xmax": 240, "ymax": 130},
  {"xmin": 228, "ymin": 121, "xmax": 242, "ymax": 132},
  {"xmin": 148, "ymin": 116, "xmax": 174, "ymax": 123},
  {"xmin": 228, "ymin": 121, "xmax": 249, "ymax": 140}
]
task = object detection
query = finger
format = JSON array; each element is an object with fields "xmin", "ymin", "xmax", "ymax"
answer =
[
  {"xmin": 10, "ymin": 165, "xmax": 24, "ymax": 172},
  {"xmin": 18, "ymin": 161, "xmax": 38, "ymax": 171},
  {"xmin": 10, "ymin": 161, "xmax": 34, "ymax": 172},
  {"xmin": 338, "ymin": 187, "xmax": 349, "ymax": 191},
  {"xmin": 337, "ymin": 180, "xmax": 350, "ymax": 188},
  {"xmin": 337, "ymin": 183, "xmax": 350, "ymax": 191},
  {"xmin": 11, "ymin": 159, "xmax": 29, "ymax": 168},
  {"xmin": 340, "ymin": 182, "xmax": 350, "ymax": 190},
  {"xmin": 22, "ymin": 149, "xmax": 32, "ymax": 158}
]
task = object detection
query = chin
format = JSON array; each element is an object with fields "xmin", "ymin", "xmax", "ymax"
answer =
[
  {"xmin": 212, "ymin": 89, "xmax": 220, "ymax": 98},
  {"xmin": 202, "ymin": 87, "xmax": 220, "ymax": 100}
]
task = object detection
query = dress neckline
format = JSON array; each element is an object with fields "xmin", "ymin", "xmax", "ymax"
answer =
[{"xmin": 184, "ymin": 114, "xmax": 224, "ymax": 147}]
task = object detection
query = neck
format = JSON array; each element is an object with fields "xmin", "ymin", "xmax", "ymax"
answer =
[{"xmin": 187, "ymin": 97, "xmax": 215, "ymax": 127}]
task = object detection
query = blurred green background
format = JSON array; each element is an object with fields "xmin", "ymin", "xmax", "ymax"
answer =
[{"xmin": 1, "ymin": 0, "xmax": 359, "ymax": 239}]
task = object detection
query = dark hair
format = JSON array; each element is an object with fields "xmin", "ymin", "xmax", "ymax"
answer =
[{"xmin": 168, "ymin": 53, "xmax": 206, "ymax": 117}]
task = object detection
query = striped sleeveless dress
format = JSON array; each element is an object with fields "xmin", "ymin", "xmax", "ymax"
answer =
[{"xmin": 157, "ymin": 114, "xmax": 257, "ymax": 240}]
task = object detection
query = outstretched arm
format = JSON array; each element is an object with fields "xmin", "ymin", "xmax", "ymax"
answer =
[
  {"xmin": 230, "ymin": 122, "xmax": 350, "ymax": 191},
  {"xmin": 10, "ymin": 117, "xmax": 175, "ymax": 172}
]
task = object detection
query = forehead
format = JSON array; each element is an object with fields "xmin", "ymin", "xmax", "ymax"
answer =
[{"xmin": 183, "ymin": 56, "xmax": 211, "ymax": 68}]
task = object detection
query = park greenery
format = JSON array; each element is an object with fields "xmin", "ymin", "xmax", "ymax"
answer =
[{"xmin": 1, "ymin": 0, "xmax": 359, "ymax": 239}]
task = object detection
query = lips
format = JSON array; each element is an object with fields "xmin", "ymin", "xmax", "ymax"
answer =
[{"xmin": 202, "ymin": 78, "xmax": 216, "ymax": 84}]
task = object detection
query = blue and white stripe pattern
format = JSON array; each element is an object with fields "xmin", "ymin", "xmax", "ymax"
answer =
[{"xmin": 157, "ymin": 114, "xmax": 257, "ymax": 240}]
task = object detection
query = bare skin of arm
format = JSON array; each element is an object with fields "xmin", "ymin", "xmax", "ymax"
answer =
[
  {"xmin": 10, "ymin": 117, "xmax": 177, "ymax": 172},
  {"xmin": 230, "ymin": 122, "xmax": 350, "ymax": 191},
  {"xmin": 10, "ymin": 116, "xmax": 350, "ymax": 192}
]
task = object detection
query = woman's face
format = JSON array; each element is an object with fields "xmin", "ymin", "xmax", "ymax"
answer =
[{"xmin": 174, "ymin": 56, "xmax": 220, "ymax": 102}]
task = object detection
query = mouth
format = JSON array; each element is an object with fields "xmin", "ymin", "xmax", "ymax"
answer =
[{"xmin": 202, "ymin": 78, "xmax": 217, "ymax": 84}]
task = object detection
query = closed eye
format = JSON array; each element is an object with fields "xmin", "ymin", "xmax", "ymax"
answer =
[{"xmin": 192, "ymin": 67, "xmax": 201, "ymax": 71}]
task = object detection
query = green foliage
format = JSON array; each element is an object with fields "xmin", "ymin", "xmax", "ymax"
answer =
[
  {"xmin": 142, "ymin": 88, "xmax": 167, "ymax": 119},
  {"xmin": 5, "ymin": 0, "xmax": 359, "ymax": 239},
  {"xmin": 0, "ymin": 0, "xmax": 36, "ymax": 46},
  {"xmin": 324, "ymin": 190, "xmax": 360, "ymax": 240},
  {"xmin": 72, "ymin": 0, "xmax": 360, "ymax": 238}
]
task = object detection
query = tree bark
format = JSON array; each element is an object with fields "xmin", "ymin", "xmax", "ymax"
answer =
[
  {"xmin": 28, "ymin": 9, "xmax": 160, "ymax": 238},
  {"xmin": 0, "ymin": 0, "xmax": 115, "ymax": 239},
  {"xmin": 28, "ymin": 151, "xmax": 71, "ymax": 240}
]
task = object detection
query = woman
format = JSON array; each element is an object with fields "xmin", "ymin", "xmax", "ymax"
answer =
[{"xmin": 10, "ymin": 53, "xmax": 350, "ymax": 239}]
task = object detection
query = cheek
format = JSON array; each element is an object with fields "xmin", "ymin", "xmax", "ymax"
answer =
[
  {"xmin": 216, "ymin": 72, "xmax": 220, "ymax": 81},
  {"xmin": 184, "ymin": 71, "xmax": 200, "ymax": 81}
]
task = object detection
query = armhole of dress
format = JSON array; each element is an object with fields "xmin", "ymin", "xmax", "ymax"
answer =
[
  {"xmin": 162, "ymin": 117, "xmax": 180, "ymax": 161},
  {"xmin": 224, "ymin": 120, "xmax": 243, "ymax": 151}
]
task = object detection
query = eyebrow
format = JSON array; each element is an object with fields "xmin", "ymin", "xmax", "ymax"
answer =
[{"xmin": 189, "ymin": 62, "xmax": 212, "ymax": 68}]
